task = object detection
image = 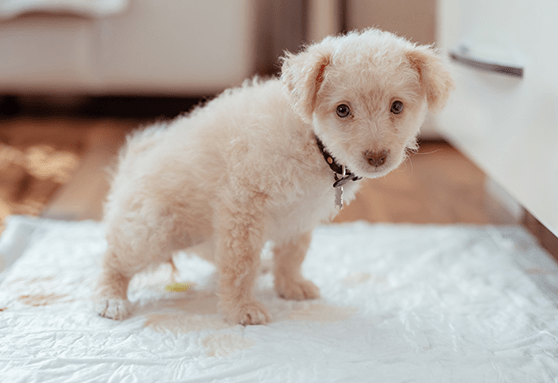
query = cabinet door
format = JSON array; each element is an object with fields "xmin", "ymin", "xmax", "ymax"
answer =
[{"xmin": 437, "ymin": 0, "xmax": 558, "ymax": 236}]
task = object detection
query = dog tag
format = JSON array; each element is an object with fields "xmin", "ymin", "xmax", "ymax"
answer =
[
  {"xmin": 335, "ymin": 186, "xmax": 344, "ymax": 209},
  {"xmin": 334, "ymin": 164, "xmax": 346, "ymax": 210}
]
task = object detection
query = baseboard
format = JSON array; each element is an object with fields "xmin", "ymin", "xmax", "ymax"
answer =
[{"xmin": 523, "ymin": 212, "xmax": 558, "ymax": 262}]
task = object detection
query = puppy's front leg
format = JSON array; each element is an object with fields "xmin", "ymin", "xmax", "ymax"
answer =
[
  {"xmin": 273, "ymin": 231, "xmax": 320, "ymax": 301},
  {"xmin": 215, "ymin": 194, "xmax": 271, "ymax": 325}
]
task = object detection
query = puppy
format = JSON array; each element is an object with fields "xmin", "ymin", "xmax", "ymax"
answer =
[{"xmin": 94, "ymin": 29, "xmax": 454, "ymax": 325}]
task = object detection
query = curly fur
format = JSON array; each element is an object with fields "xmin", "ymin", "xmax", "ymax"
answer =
[{"xmin": 93, "ymin": 28, "xmax": 454, "ymax": 325}]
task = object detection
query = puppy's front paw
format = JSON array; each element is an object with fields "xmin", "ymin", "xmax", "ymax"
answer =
[
  {"xmin": 225, "ymin": 301, "xmax": 271, "ymax": 325},
  {"xmin": 94, "ymin": 297, "xmax": 132, "ymax": 320},
  {"xmin": 275, "ymin": 277, "xmax": 320, "ymax": 301}
]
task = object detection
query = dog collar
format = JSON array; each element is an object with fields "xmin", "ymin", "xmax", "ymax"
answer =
[{"xmin": 314, "ymin": 135, "xmax": 362, "ymax": 188}]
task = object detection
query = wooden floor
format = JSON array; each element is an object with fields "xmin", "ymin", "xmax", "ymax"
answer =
[{"xmin": 0, "ymin": 116, "xmax": 502, "ymax": 229}]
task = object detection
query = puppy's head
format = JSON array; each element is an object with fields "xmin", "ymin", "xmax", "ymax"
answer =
[{"xmin": 281, "ymin": 28, "xmax": 455, "ymax": 179}]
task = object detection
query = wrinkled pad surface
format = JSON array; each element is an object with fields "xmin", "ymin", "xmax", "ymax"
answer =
[{"xmin": 1, "ymin": 219, "xmax": 557, "ymax": 382}]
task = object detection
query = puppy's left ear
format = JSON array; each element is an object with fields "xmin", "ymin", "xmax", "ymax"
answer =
[
  {"xmin": 406, "ymin": 47, "xmax": 455, "ymax": 113},
  {"xmin": 281, "ymin": 45, "xmax": 333, "ymax": 123}
]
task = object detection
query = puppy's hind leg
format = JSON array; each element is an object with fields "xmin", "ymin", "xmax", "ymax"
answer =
[{"xmin": 273, "ymin": 231, "xmax": 320, "ymax": 301}]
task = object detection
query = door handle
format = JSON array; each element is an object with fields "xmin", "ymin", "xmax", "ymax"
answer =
[{"xmin": 450, "ymin": 45, "xmax": 524, "ymax": 78}]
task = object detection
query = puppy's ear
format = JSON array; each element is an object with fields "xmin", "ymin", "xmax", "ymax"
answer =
[
  {"xmin": 281, "ymin": 46, "xmax": 332, "ymax": 123},
  {"xmin": 406, "ymin": 47, "xmax": 455, "ymax": 113}
]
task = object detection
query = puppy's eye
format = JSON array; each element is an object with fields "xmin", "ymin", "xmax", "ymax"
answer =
[
  {"xmin": 336, "ymin": 104, "xmax": 351, "ymax": 118},
  {"xmin": 390, "ymin": 100, "xmax": 404, "ymax": 115}
]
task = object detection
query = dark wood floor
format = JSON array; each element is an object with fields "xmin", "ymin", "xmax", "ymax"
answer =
[{"xmin": 0, "ymin": 116, "xmax": 503, "ymax": 231}]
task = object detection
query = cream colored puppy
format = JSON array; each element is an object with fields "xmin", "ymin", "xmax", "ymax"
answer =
[{"xmin": 94, "ymin": 29, "xmax": 454, "ymax": 325}]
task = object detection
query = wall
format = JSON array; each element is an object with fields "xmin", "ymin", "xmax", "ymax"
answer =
[{"xmin": 346, "ymin": 0, "xmax": 436, "ymax": 45}]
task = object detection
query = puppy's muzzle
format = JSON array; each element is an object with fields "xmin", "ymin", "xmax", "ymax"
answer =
[{"xmin": 364, "ymin": 150, "xmax": 389, "ymax": 167}]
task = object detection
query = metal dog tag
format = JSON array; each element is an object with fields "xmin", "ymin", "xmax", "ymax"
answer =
[
  {"xmin": 334, "ymin": 165, "xmax": 346, "ymax": 210},
  {"xmin": 335, "ymin": 186, "xmax": 344, "ymax": 209}
]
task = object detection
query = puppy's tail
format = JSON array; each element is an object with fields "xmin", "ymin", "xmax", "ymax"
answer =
[
  {"xmin": 123, "ymin": 123, "xmax": 169, "ymax": 158},
  {"xmin": 107, "ymin": 122, "xmax": 168, "ymax": 178}
]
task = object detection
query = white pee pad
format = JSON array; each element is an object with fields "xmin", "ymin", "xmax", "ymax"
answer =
[{"xmin": 0, "ymin": 218, "xmax": 558, "ymax": 382}]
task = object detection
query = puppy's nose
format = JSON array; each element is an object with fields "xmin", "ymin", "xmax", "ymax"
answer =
[{"xmin": 364, "ymin": 150, "xmax": 389, "ymax": 167}]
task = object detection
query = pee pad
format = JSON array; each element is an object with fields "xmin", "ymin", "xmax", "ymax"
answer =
[{"xmin": 0, "ymin": 217, "xmax": 557, "ymax": 382}]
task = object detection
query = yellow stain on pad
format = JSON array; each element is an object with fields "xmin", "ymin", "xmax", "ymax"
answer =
[
  {"xmin": 18, "ymin": 293, "xmax": 69, "ymax": 306},
  {"xmin": 165, "ymin": 282, "xmax": 190, "ymax": 292}
]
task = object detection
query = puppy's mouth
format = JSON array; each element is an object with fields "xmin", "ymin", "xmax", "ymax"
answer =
[
  {"xmin": 359, "ymin": 165, "xmax": 392, "ymax": 179},
  {"xmin": 315, "ymin": 136, "xmax": 398, "ymax": 180}
]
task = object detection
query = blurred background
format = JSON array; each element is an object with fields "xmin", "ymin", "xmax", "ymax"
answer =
[{"xmin": 0, "ymin": 0, "xmax": 556, "ymax": 258}]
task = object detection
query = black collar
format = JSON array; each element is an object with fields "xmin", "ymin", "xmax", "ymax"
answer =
[{"xmin": 315, "ymin": 135, "xmax": 362, "ymax": 188}]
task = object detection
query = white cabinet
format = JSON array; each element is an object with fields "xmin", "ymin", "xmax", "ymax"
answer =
[
  {"xmin": 0, "ymin": 0, "xmax": 257, "ymax": 95},
  {"xmin": 437, "ymin": 0, "xmax": 558, "ymax": 236}
]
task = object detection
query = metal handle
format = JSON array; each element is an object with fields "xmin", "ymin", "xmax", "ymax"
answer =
[{"xmin": 450, "ymin": 46, "xmax": 524, "ymax": 78}]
